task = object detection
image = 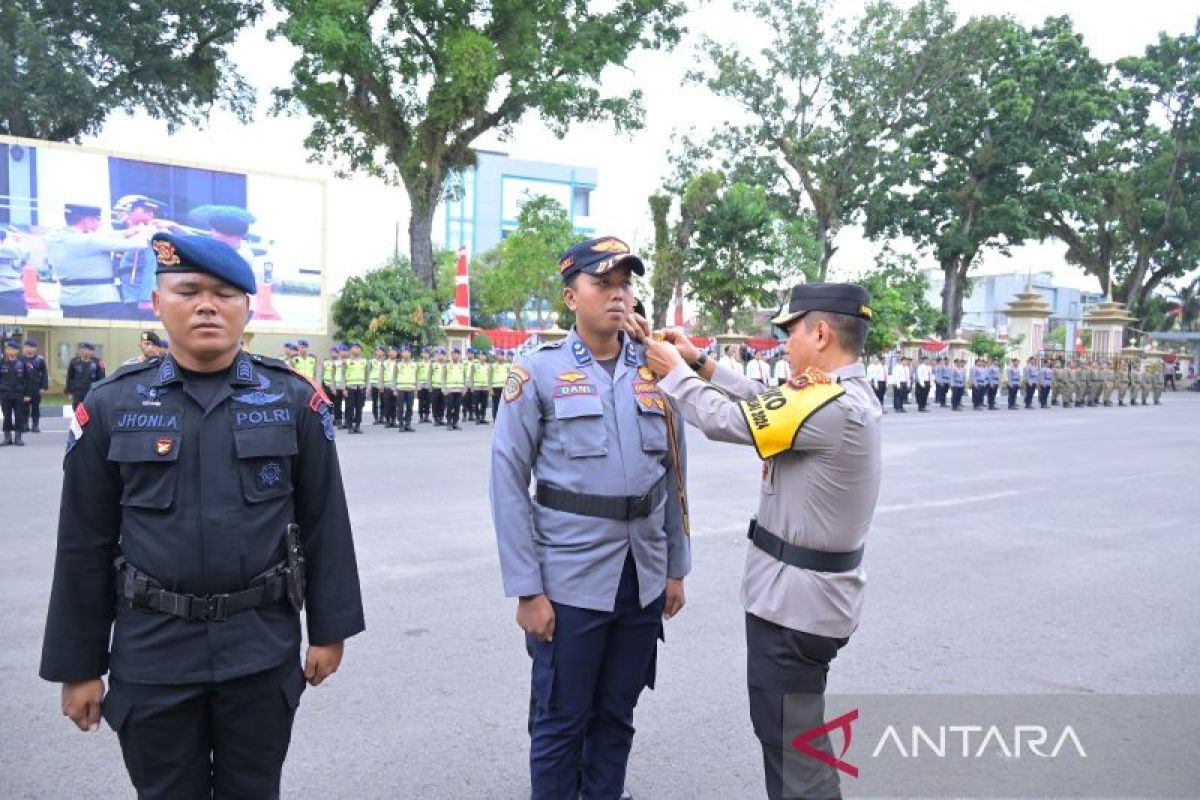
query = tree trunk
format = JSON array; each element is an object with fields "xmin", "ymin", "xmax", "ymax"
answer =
[
  {"xmin": 816, "ymin": 215, "xmax": 835, "ymax": 281},
  {"xmin": 408, "ymin": 202, "xmax": 436, "ymax": 290},
  {"xmin": 939, "ymin": 257, "xmax": 963, "ymax": 338}
]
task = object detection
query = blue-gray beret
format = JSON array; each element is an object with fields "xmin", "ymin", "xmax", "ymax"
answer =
[{"xmin": 151, "ymin": 232, "xmax": 257, "ymax": 294}]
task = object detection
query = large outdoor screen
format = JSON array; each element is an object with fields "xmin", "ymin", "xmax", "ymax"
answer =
[{"xmin": 0, "ymin": 138, "xmax": 325, "ymax": 331}]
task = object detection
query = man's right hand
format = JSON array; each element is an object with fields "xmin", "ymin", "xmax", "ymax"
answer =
[
  {"xmin": 62, "ymin": 678, "xmax": 105, "ymax": 732},
  {"xmin": 662, "ymin": 329, "xmax": 702, "ymax": 365},
  {"xmin": 517, "ymin": 594, "xmax": 556, "ymax": 642}
]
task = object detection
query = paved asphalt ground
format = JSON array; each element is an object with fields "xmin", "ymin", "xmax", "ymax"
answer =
[{"xmin": 2, "ymin": 391, "xmax": 1197, "ymax": 799}]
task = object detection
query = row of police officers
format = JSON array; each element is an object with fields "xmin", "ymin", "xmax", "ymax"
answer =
[{"xmin": 285, "ymin": 340, "xmax": 512, "ymax": 432}]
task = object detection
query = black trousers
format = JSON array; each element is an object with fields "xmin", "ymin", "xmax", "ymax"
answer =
[
  {"xmin": 970, "ymin": 385, "xmax": 983, "ymax": 409},
  {"xmin": 892, "ymin": 383, "xmax": 908, "ymax": 411},
  {"xmin": 950, "ymin": 385, "xmax": 964, "ymax": 409},
  {"xmin": 473, "ymin": 389, "xmax": 489, "ymax": 421},
  {"xmin": 103, "ymin": 658, "xmax": 304, "ymax": 800},
  {"xmin": 345, "ymin": 386, "xmax": 366, "ymax": 427},
  {"xmin": 934, "ymin": 382, "xmax": 948, "ymax": 406},
  {"xmin": 1007, "ymin": 385, "xmax": 1020, "ymax": 408},
  {"xmin": 417, "ymin": 387, "xmax": 430, "ymax": 420},
  {"xmin": 1024, "ymin": 384, "xmax": 1036, "ymax": 408},
  {"xmin": 445, "ymin": 391, "xmax": 462, "ymax": 427},
  {"xmin": 914, "ymin": 383, "xmax": 930, "ymax": 410},
  {"xmin": 986, "ymin": 385, "xmax": 998, "ymax": 409},
  {"xmin": 26, "ymin": 391, "xmax": 41, "ymax": 427},
  {"xmin": 432, "ymin": 389, "xmax": 445, "ymax": 423},
  {"xmin": 872, "ymin": 381, "xmax": 886, "ymax": 404},
  {"xmin": 746, "ymin": 613, "xmax": 848, "ymax": 800},
  {"xmin": 491, "ymin": 387, "xmax": 502, "ymax": 420},
  {"xmin": 370, "ymin": 387, "xmax": 381, "ymax": 421},
  {"xmin": 328, "ymin": 387, "xmax": 343, "ymax": 423},
  {"xmin": 397, "ymin": 390, "xmax": 414, "ymax": 427},
  {"xmin": 1038, "ymin": 385, "xmax": 1050, "ymax": 407},
  {"xmin": 2, "ymin": 397, "xmax": 28, "ymax": 433},
  {"xmin": 381, "ymin": 389, "xmax": 396, "ymax": 424}
]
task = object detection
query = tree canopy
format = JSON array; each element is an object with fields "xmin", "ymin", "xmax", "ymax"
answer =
[
  {"xmin": 331, "ymin": 258, "xmax": 443, "ymax": 347},
  {"xmin": 272, "ymin": 0, "xmax": 685, "ymax": 288},
  {"xmin": 0, "ymin": 0, "xmax": 261, "ymax": 141}
]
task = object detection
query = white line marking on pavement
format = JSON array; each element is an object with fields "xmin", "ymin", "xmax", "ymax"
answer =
[{"xmin": 875, "ymin": 489, "xmax": 1028, "ymax": 514}]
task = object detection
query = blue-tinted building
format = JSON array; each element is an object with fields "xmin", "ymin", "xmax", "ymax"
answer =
[
  {"xmin": 923, "ymin": 270, "xmax": 1104, "ymax": 334},
  {"xmin": 438, "ymin": 150, "xmax": 597, "ymax": 254}
]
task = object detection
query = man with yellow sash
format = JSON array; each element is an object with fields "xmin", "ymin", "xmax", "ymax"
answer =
[{"xmin": 640, "ymin": 282, "xmax": 882, "ymax": 800}]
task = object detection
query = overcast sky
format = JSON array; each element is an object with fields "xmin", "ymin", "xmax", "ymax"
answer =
[{"xmin": 87, "ymin": 1, "xmax": 1198, "ymax": 294}]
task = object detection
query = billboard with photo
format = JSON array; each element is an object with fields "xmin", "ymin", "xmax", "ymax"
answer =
[{"xmin": 0, "ymin": 136, "xmax": 326, "ymax": 332}]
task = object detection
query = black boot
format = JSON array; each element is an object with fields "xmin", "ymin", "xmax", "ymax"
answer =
[
  {"xmin": 31, "ymin": 423, "xmax": 39, "ymax": 433},
  {"xmin": 14, "ymin": 432, "xmax": 24, "ymax": 446},
  {"xmin": 1, "ymin": 432, "xmax": 10, "ymax": 446}
]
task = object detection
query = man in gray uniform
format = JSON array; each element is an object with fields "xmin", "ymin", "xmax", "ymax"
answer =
[
  {"xmin": 642, "ymin": 283, "xmax": 882, "ymax": 800},
  {"xmin": 490, "ymin": 235, "xmax": 690, "ymax": 800},
  {"xmin": 45, "ymin": 204, "xmax": 145, "ymax": 319}
]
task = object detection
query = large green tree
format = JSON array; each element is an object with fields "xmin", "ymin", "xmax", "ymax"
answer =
[
  {"xmin": 864, "ymin": 17, "xmax": 1100, "ymax": 337},
  {"xmin": 0, "ymin": 0, "xmax": 261, "ymax": 140},
  {"xmin": 475, "ymin": 196, "xmax": 583, "ymax": 329},
  {"xmin": 854, "ymin": 251, "xmax": 942, "ymax": 355},
  {"xmin": 685, "ymin": 181, "xmax": 783, "ymax": 324},
  {"xmin": 332, "ymin": 258, "xmax": 443, "ymax": 347},
  {"xmin": 690, "ymin": 0, "xmax": 958, "ymax": 277},
  {"xmin": 1029, "ymin": 20, "xmax": 1200, "ymax": 326},
  {"xmin": 272, "ymin": 0, "xmax": 684, "ymax": 288}
]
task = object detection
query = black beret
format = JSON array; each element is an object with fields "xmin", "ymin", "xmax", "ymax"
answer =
[
  {"xmin": 140, "ymin": 331, "xmax": 164, "ymax": 346},
  {"xmin": 151, "ymin": 232, "xmax": 257, "ymax": 294},
  {"xmin": 771, "ymin": 283, "xmax": 873, "ymax": 326},
  {"xmin": 558, "ymin": 236, "xmax": 645, "ymax": 282}
]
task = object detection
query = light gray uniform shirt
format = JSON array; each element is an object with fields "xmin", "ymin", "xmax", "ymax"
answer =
[
  {"xmin": 490, "ymin": 328, "xmax": 691, "ymax": 612},
  {"xmin": 657, "ymin": 360, "xmax": 881, "ymax": 637},
  {"xmin": 44, "ymin": 228, "xmax": 143, "ymax": 306}
]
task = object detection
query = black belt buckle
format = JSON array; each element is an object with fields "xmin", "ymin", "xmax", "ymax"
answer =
[
  {"xmin": 194, "ymin": 594, "xmax": 230, "ymax": 623},
  {"xmin": 626, "ymin": 490, "xmax": 651, "ymax": 520}
]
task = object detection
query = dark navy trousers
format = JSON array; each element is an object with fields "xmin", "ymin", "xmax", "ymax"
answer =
[
  {"xmin": 528, "ymin": 554, "xmax": 664, "ymax": 800},
  {"xmin": 103, "ymin": 658, "xmax": 305, "ymax": 799}
]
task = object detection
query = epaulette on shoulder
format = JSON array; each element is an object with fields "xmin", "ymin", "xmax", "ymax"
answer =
[
  {"xmin": 92, "ymin": 357, "xmax": 158, "ymax": 390},
  {"xmin": 250, "ymin": 353, "xmax": 291, "ymax": 371},
  {"xmin": 527, "ymin": 340, "xmax": 565, "ymax": 355}
]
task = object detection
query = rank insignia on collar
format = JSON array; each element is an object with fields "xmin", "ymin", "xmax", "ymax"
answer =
[
  {"xmin": 157, "ymin": 359, "xmax": 177, "ymax": 385},
  {"xmin": 236, "ymin": 358, "xmax": 254, "ymax": 383},
  {"xmin": 556, "ymin": 371, "xmax": 588, "ymax": 383},
  {"xmin": 571, "ymin": 340, "xmax": 593, "ymax": 366},
  {"xmin": 155, "ymin": 437, "xmax": 174, "ymax": 456}
]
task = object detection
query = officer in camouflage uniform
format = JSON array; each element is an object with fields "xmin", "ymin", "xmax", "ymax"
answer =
[{"xmin": 1148, "ymin": 360, "xmax": 1165, "ymax": 404}]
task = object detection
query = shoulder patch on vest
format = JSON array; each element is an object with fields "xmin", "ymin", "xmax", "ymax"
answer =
[{"xmin": 738, "ymin": 371, "xmax": 845, "ymax": 459}]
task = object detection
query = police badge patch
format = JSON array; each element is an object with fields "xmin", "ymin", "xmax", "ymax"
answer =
[
  {"xmin": 257, "ymin": 461, "xmax": 283, "ymax": 489},
  {"xmin": 504, "ymin": 365, "xmax": 530, "ymax": 403}
]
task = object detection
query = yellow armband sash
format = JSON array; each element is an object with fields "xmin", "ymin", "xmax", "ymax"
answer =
[{"xmin": 737, "ymin": 369, "xmax": 845, "ymax": 459}]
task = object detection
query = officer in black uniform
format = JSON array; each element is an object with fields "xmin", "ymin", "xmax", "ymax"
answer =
[
  {"xmin": 66, "ymin": 341, "xmax": 106, "ymax": 409},
  {"xmin": 1, "ymin": 338, "xmax": 35, "ymax": 445},
  {"xmin": 22, "ymin": 338, "xmax": 49, "ymax": 432},
  {"xmin": 40, "ymin": 232, "xmax": 365, "ymax": 800}
]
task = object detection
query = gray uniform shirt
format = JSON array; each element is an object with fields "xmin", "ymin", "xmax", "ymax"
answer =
[
  {"xmin": 44, "ymin": 229, "xmax": 143, "ymax": 306},
  {"xmin": 490, "ymin": 328, "xmax": 691, "ymax": 611},
  {"xmin": 657, "ymin": 360, "xmax": 881, "ymax": 637}
]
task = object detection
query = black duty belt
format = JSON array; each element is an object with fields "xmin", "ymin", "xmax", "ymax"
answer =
[
  {"xmin": 59, "ymin": 277, "xmax": 117, "ymax": 286},
  {"xmin": 536, "ymin": 475, "xmax": 667, "ymax": 521},
  {"xmin": 747, "ymin": 519, "xmax": 864, "ymax": 573},
  {"xmin": 116, "ymin": 557, "xmax": 289, "ymax": 623}
]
